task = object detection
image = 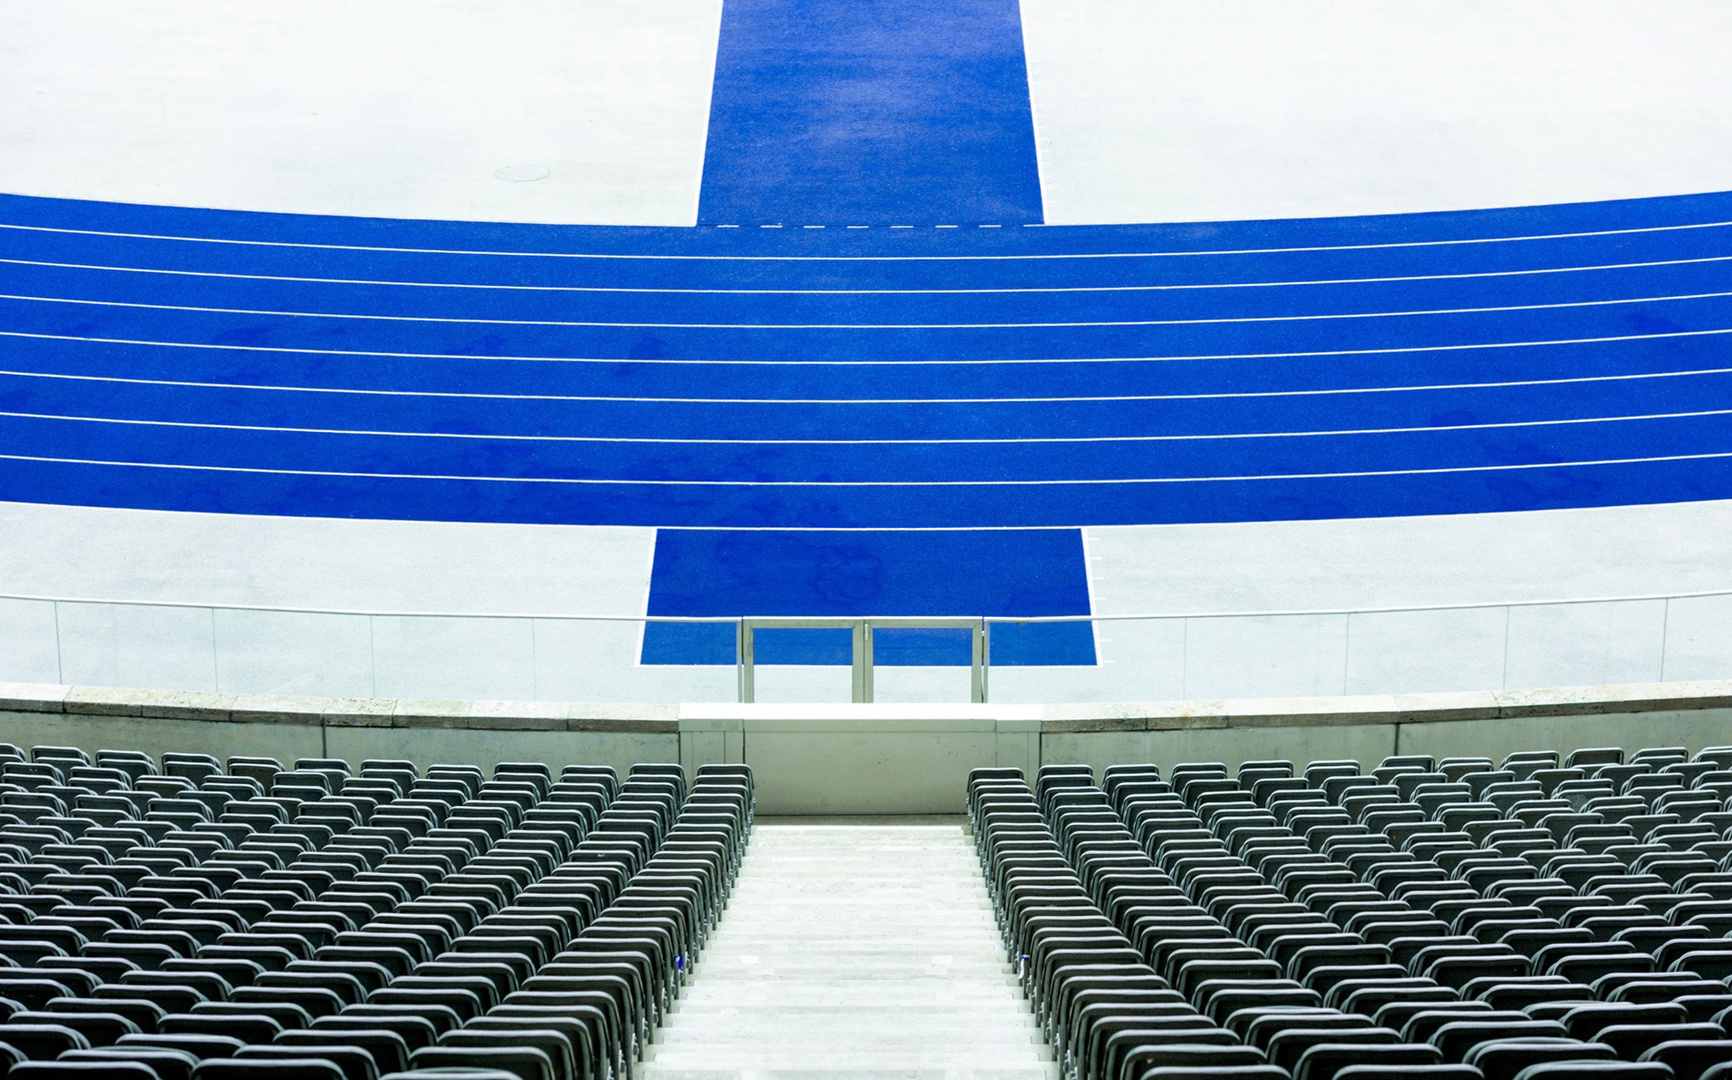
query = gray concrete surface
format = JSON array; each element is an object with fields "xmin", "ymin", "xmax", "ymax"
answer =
[{"xmin": 645, "ymin": 824, "xmax": 1054, "ymax": 1080}]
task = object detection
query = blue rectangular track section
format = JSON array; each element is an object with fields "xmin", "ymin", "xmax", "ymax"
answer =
[
  {"xmin": 696, "ymin": 0, "xmax": 1044, "ymax": 225},
  {"xmin": 642, "ymin": 529, "xmax": 1094, "ymax": 665}
]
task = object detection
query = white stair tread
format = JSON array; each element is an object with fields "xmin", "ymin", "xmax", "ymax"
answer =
[{"xmin": 644, "ymin": 824, "xmax": 1057, "ymax": 1080}]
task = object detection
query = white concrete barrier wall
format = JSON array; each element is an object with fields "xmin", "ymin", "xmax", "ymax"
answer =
[{"xmin": 5, "ymin": 680, "xmax": 1731, "ymax": 815}]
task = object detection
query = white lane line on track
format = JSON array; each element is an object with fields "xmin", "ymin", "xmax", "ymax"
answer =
[
  {"xmin": 1, "ymin": 254, "xmax": 1728, "ymax": 294},
  {"xmin": 5, "ymin": 450, "xmax": 1730, "ymax": 485},
  {"xmin": 4, "ymin": 407, "xmax": 1728, "ymax": 446},
  {"xmin": 3, "ymin": 216, "xmax": 1732, "ymax": 259},
  {"xmin": 2, "ymin": 288, "xmax": 1731, "ymax": 329},
  {"xmin": 5, "ymin": 326, "xmax": 1730, "ymax": 366},
  {"xmin": 5, "ymin": 363, "xmax": 1727, "ymax": 405}
]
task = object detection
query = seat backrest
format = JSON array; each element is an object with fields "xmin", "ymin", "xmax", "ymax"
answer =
[
  {"xmin": 1465, "ymin": 1039, "xmax": 1618, "ymax": 1080},
  {"xmin": 114, "ymin": 1033, "xmax": 245, "ymax": 1061},
  {"xmin": 276, "ymin": 1029, "xmax": 410, "ymax": 1075},
  {"xmin": 7, "ymin": 1064, "xmax": 164, "ymax": 1080},
  {"xmin": 1507, "ymin": 1064, "xmax": 1674, "ymax": 1080},
  {"xmin": 1334, "ymin": 1070, "xmax": 1483, "ymax": 1080},
  {"xmin": 236, "ymin": 1045, "xmax": 379, "ymax": 1080},
  {"xmin": 1295, "ymin": 1043, "xmax": 1445, "ymax": 1080},
  {"xmin": 190, "ymin": 1058, "xmax": 345, "ymax": 1080},
  {"xmin": 379, "ymin": 1071, "xmax": 521, "ymax": 1080},
  {"xmin": 0, "ymin": 1022, "xmax": 90, "ymax": 1059},
  {"xmin": 1137, "ymin": 1069, "xmax": 1292, "ymax": 1080},
  {"xmin": 60, "ymin": 1050, "xmax": 197, "ymax": 1080},
  {"xmin": 333, "ymin": 1004, "xmax": 462, "ymax": 1039},
  {"xmin": 439, "ymin": 1028, "xmax": 575, "ymax": 1080},
  {"xmin": 407, "ymin": 1045, "xmax": 556, "ymax": 1080}
]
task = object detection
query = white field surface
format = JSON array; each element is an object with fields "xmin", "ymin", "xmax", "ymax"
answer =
[
  {"xmin": 0, "ymin": 0, "xmax": 723, "ymax": 224},
  {"xmin": 1021, "ymin": 0, "xmax": 1732, "ymax": 223}
]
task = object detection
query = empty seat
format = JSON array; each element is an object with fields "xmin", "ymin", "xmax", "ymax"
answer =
[
  {"xmin": 6, "ymin": 1064, "xmax": 165, "ymax": 1080},
  {"xmin": 60, "ymin": 1051, "xmax": 198, "ymax": 1080},
  {"xmin": 0, "ymin": 749, "xmax": 742, "ymax": 1080},
  {"xmin": 407, "ymin": 1045, "xmax": 557, "ymax": 1080},
  {"xmin": 1508, "ymin": 1066, "xmax": 1674, "ymax": 1080},
  {"xmin": 189, "ymin": 1059, "xmax": 346, "ymax": 1080},
  {"xmin": 1639, "ymin": 1041, "xmax": 1732, "ymax": 1080}
]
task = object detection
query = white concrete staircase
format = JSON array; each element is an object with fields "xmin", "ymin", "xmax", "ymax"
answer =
[{"xmin": 643, "ymin": 823, "xmax": 1057, "ymax": 1080}]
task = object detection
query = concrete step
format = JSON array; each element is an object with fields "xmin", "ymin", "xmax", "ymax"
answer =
[
  {"xmin": 649, "ymin": 1051, "xmax": 1056, "ymax": 1068},
  {"xmin": 643, "ymin": 824, "xmax": 1057, "ymax": 1080},
  {"xmin": 645, "ymin": 1070, "xmax": 1056, "ymax": 1080}
]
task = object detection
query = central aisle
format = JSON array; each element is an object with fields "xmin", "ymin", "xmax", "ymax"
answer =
[{"xmin": 644, "ymin": 823, "xmax": 1057, "ymax": 1080}]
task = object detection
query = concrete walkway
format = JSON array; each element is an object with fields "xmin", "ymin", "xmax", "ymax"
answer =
[{"xmin": 644, "ymin": 823, "xmax": 1056, "ymax": 1080}]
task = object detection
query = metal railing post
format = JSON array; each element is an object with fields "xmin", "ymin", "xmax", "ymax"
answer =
[
  {"xmin": 739, "ymin": 620, "xmax": 755, "ymax": 704},
  {"xmin": 51, "ymin": 598, "xmax": 64, "ymax": 681},
  {"xmin": 851, "ymin": 620, "xmax": 875, "ymax": 703},
  {"xmin": 971, "ymin": 619, "xmax": 987, "ymax": 703}
]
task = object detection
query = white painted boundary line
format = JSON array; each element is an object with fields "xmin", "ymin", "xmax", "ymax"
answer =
[
  {"xmin": 5, "ymin": 325, "xmax": 1728, "ymax": 367},
  {"xmin": 5, "ymin": 363, "xmax": 1731, "ymax": 405},
  {"xmin": 3, "ymin": 253, "xmax": 1728, "ymax": 293},
  {"xmin": 6, "ymin": 448, "xmax": 1732, "ymax": 486},
  {"xmin": 5, "ymin": 287, "xmax": 1730, "ymax": 329},
  {"xmin": 4, "ymin": 215, "xmax": 1732, "ymax": 260},
  {"xmin": 4, "ymin": 406, "xmax": 1728, "ymax": 445}
]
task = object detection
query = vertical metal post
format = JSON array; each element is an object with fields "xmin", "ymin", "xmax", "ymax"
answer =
[
  {"xmin": 849, "ymin": 621, "xmax": 862, "ymax": 702},
  {"xmin": 1659, "ymin": 597, "xmax": 1671, "ymax": 682},
  {"xmin": 863, "ymin": 621, "xmax": 874, "ymax": 703},
  {"xmin": 984, "ymin": 620, "xmax": 992, "ymax": 703},
  {"xmin": 208, "ymin": 606, "xmax": 220, "ymax": 692},
  {"xmin": 970, "ymin": 620, "xmax": 986, "ymax": 703},
  {"xmin": 851, "ymin": 620, "xmax": 875, "ymax": 703},
  {"xmin": 738, "ymin": 620, "xmax": 755, "ymax": 704},
  {"xmin": 52, "ymin": 600, "xmax": 64, "ymax": 685}
]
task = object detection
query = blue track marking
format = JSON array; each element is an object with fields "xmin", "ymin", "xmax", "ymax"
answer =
[
  {"xmin": 642, "ymin": 529, "xmax": 1092, "ymax": 665},
  {"xmin": 695, "ymin": 0, "xmax": 1043, "ymax": 226}
]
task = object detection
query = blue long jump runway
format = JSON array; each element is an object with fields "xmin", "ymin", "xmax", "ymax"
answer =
[
  {"xmin": 643, "ymin": 529, "xmax": 1094, "ymax": 666},
  {"xmin": 697, "ymin": 0, "xmax": 1043, "ymax": 225},
  {"xmin": 5, "ymin": 192, "xmax": 1732, "ymax": 660}
]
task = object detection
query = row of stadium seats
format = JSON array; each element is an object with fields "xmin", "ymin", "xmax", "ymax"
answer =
[
  {"xmin": 971, "ymin": 745, "xmax": 1732, "ymax": 1080},
  {"xmin": 0, "ymin": 743, "xmax": 752, "ymax": 1080}
]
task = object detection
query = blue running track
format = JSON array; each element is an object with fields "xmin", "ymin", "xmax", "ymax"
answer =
[{"xmin": 4, "ymin": 192, "xmax": 1732, "ymax": 661}]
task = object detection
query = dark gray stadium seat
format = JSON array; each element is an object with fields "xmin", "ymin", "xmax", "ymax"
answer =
[
  {"xmin": 60, "ymin": 1051, "xmax": 197, "ymax": 1080},
  {"xmin": 236, "ymin": 1044, "xmax": 379, "ymax": 1080},
  {"xmin": 379, "ymin": 1071, "xmax": 520, "ymax": 1080},
  {"xmin": 1508, "ymin": 1066, "xmax": 1674, "ymax": 1080},
  {"xmin": 0, "ymin": 748, "xmax": 742, "ymax": 1080},
  {"xmin": 7, "ymin": 1064, "xmax": 163, "ymax": 1080},
  {"xmin": 190, "ymin": 1059, "xmax": 345, "ymax": 1080},
  {"xmin": 407, "ymin": 1045, "xmax": 557, "ymax": 1080}
]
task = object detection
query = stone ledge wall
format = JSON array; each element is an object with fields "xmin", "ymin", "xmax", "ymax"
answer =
[{"xmin": 3, "ymin": 680, "xmax": 1728, "ymax": 814}]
